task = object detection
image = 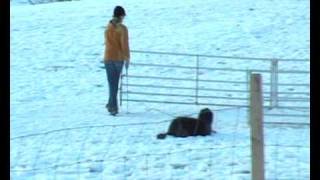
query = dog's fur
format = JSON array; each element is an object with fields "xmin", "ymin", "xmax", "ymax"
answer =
[{"xmin": 157, "ymin": 108, "xmax": 215, "ymax": 139}]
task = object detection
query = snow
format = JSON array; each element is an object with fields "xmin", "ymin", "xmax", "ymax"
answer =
[{"xmin": 10, "ymin": 0, "xmax": 309, "ymax": 179}]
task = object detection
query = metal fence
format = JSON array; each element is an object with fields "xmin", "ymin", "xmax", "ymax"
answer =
[
  {"xmin": 10, "ymin": 50, "xmax": 309, "ymax": 179},
  {"xmin": 120, "ymin": 50, "xmax": 309, "ymax": 111}
]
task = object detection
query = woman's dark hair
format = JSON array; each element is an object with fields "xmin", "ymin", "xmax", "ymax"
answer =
[{"xmin": 113, "ymin": 6, "xmax": 126, "ymax": 18}]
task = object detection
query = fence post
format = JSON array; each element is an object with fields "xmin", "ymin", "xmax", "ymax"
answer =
[
  {"xmin": 126, "ymin": 68, "xmax": 129, "ymax": 113},
  {"xmin": 246, "ymin": 69, "xmax": 251, "ymax": 126},
  {"xmin": 246, "ymin": 69, "xmax": 252, "ymax": 99},
  {"xmin": 270, "ymin": 59, "xmax": 278, "ymax": 109},
  {"xmin": 269, "ymin": 61, "xmax": 273, "ymax": 108},
  {"xmin": 120, "ymin": 74, "xmax": 123, "ymax": 106},
  {"xmin": 250, "ymin": 73, "xmax": 265, "ymax": 180},
  {"xmin": 274, "ymin": 59, "xmax": 278, "ymax": 108},
  {"xmin": 195, "ymin": 55, "xmax": 199, "ymax": 105}
]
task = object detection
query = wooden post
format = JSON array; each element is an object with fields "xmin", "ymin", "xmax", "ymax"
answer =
[{"xmin": 250, "ymin": 73, "xmax": 265, "ymax": 180}]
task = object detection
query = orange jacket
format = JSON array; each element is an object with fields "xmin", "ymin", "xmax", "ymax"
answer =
[{"xmin": 104, "ymin": 21, "xmax": 130, "ymax": 62}]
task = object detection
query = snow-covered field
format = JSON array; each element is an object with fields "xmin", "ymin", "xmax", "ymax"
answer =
[{"xmin": 10, "ymin": 0, "xmax": 309, "ymax": 179}]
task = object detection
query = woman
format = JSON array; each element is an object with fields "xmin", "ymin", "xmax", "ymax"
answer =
[{"xmin": 104, "ymin": 6, "xmax": 130, "ymax": 115}]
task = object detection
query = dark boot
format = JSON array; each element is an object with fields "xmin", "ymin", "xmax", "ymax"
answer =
[
  {"xmin": 110, "ymin": 108, "xmax": 118, "ymax": 116},
  {"xmin": 106, "ymin": 104, "xmax": 118, "ymax": 115}
]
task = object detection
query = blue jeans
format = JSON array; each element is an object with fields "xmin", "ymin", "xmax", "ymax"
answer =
[{"xmin": 105, "ymin": 60, "xmax": 124, "ymax": 111}]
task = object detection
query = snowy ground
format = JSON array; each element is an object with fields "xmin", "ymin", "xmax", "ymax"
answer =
[{"xmin": 10, "ymin": 0, "xmax": 309, "ymax": 179}]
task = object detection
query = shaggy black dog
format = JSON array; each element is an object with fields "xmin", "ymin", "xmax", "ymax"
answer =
[{"xmin": 157, "ymin": 108, "xmax": 215, "ymax": 139}]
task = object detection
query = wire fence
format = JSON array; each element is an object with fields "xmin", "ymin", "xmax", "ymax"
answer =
[
  {"xmin": 263, "ymin": 114, "xmax": 310, "ymax": 180},
  {"xmin": 264, "ymin": 129, "xmax": 310, "ymax": 180},
  {"xmin": 11, "ymin": 107, "xmax": 255, "ymax": 179},
  {"xmin": 10, "ymin": 107, "xmax": 309, "ymax": 179}
]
